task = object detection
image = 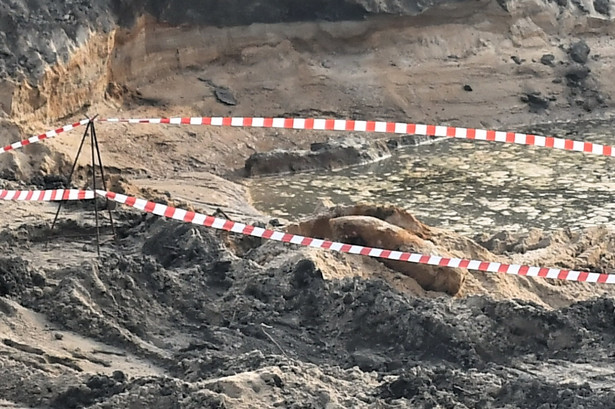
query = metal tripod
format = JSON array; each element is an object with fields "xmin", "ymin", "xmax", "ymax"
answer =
[{"xmin": 49, "ymin": 116, "xmax": 117, "ymax": 256}]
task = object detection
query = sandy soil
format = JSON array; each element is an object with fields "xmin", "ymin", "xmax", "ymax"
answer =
[{"xmin": 2, "ymin": 0, "xmax": 615, "ymax": 407}]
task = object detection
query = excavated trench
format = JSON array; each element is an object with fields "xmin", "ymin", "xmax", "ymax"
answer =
[{"xmin": 2, "ymin": 1, "xmax": 615, "ymax": 408}]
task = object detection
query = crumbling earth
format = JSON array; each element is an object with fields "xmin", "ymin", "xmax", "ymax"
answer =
[
  {"xmin": 3, "ymin": 0, "xmax": 615, "ymax": 407},
  {"xmin": 1, "ymin": 202, "xmax": 615, "ymax": 408}
]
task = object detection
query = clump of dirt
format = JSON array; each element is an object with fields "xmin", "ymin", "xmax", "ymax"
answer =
[
  {"xmin": 378, "ymin": 365, "xmax": 615, "ymax": 408},
  {"xmin": 0, "ymin": 257, "xmax": 45, "ymax": 298},
  {"xmin": 50, "ymin": 373, "xmax": 127, "ymax": 409}
]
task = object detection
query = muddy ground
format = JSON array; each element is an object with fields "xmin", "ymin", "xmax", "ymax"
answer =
[
  {"xmin": 2, "ymin": 206, "xmax": 615, "ymax": 408},
  {"xmin": 2, "ymin": 0, "xmax": 615, "ymax": 408}
]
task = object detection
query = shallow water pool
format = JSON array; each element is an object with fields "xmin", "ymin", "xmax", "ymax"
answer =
[{"xmin": 248, "ymin": 120, "xmax": 615, "ymax": 235}]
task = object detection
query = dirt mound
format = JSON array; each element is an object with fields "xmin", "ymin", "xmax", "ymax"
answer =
[
  {"xmin": 25, "ymin": 217, "xmax": 615, "ymax": 368},
  {"xmin": 2, "ymin": 202, "xmax": 615, "ymax": 407},
  {"xmin": 0, "ymin": 258, "xmax": 44, "ymax": 299},
  {"xmin": 478, "ymin": 225, "xmax": 615, "ymax": 274},
  {"xmin": 245, "ymin": 136, "xmax": 392, "ymax": 176},
  {"xmin": 3, "ymin": 0, "xmax": 615, "ymax": 407},
  {"xmin": 378, "ymin": 364, "xmax": 615, "ymax": 408}
]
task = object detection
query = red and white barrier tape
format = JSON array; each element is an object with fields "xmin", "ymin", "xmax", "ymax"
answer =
[
  {"xmin": 3, "ymin": 188, "xmax": 613, "ymax": 284},
  {"xmin": 91, "ymin": 189, "xmax": 614, "ymax": 285},
  {"xmin": 1, "ymin": 116, "xmax": 611, "ymax": 159},
  {"xmin": 1, "ymin": 187, "xmax": 612, "ymax": 284},
  {"xmin": 97, "ymin": 116, "xmax": 615, "ymax": 157},
  {"xmin": 0, "ymin": 120, "xmax": 88, "ymax": 156},
  {"xmin": 0, "ymin": 189, "xmax": 94, "ymax": 201}
]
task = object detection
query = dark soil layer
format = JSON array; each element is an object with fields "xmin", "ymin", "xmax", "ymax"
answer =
[{"xmin": 1, "ymin": 213, "xmax": 614, "ymax": 407}]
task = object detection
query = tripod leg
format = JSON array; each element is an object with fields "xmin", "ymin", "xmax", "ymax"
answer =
[
  {"xmin": 91, "ymin": 129, "xmax": 101, "ymax": 257},
  {"xmin": 49, "ymin": 122, "xmax": 91, "ymax": 233},
  {"xmin": 91, "ymin": 123, "xmax": 118, "ymax": 242}
]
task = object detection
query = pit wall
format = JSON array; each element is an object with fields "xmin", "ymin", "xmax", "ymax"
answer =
[
  {"xmin": 6, "ymin": 31, "xmax": 115, "ymax": 123},
  {"xmin": 2, "ymin": 0, "xmax": 614, "ymax": 124},
  {"xmin": 1, "ymin": 14, "xmax": 389, "ymax": 123}
]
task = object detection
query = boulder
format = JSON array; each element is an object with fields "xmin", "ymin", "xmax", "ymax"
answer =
[
  {"xmin": 593, "ymin": 0, "xmax": 611, "ymax": 16},
  {"xmin": 520, "ymin": 92, "xmax": 550, "ymax": 113},
  {"xmin": 569, "ymin": 40, "xmax": 590, "ymax": 64},
  {"xmin": 329, "ymin": 215, "xmax": 467, "ymax": 295},
  {"xmin": 565, "ymin": 65, "xmax": 591, "ymax": 85},
  {"xmin": 540, "ymin": 54, "xmax": 555, "ymax": 66}
]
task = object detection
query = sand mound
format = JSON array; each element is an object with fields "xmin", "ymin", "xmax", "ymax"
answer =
[{"xmin": 288, "ymin": 203, "xmax": 615, "ymax": 306}]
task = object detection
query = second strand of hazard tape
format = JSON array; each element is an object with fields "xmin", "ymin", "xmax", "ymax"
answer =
[
  {"xmin": 0, "ymin": 119, "xmax": 88, "ymax": 156},
  {"xmin": 2, "ymin": 188, "xmax": 612, "ymax": 284},
  {"xmin": 97, "ymin": 116, "xmax": 615, "ymax": 158}
]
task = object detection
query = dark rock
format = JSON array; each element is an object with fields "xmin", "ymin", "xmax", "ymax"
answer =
[
  {"xmin": 112, "ymin": 370, "xmax": 127, "ymax": 382},
  {"xmin": 463, "ymin": 84, "xmax": 473, "ymax": 91},
  {"xmin": 269, "ymin": 219, "xmax": 282, "ymax": 227},
  {"xmin": 214, "ymin": 87, "xmax": 237, "ymax": 106},
  {"xmin": 386, "ymin": 138, "xmax": 400, "ymax": 149},
  {"xmin": 511, "ymin": 55, "xmax": 524, "ymax": 65},
  {"xmin": 569, "ymin": 40, "xmax": 591, "ymax": 64},
  {"xmin": 540, "ymin": 54, "xmax": 555, "ymax": 66},
  {"xmin": 565, "ymin": 65, "xmax": 591, "ymax": 85},
  {"xmin": 520, "ymin": 92, "xmax": 550, "ymax": 113},
  {"xmin": 594, "ymin": 0, "xmax": 611, "ymax": 15}
]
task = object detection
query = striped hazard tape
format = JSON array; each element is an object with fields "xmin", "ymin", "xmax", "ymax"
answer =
[
  {"xmin": 1, "ymin": 116, "xmax": 611, "ymax": 159},
  {"xmin": 1, "ymin": 188, "xmax": 613, "ymax": 284},
  {"xmin": 92, "ymin": 189, "xmax": 613, "ymax": 285},
  {"xmin": 0, "ymin": 189, "xmax": 94, "ymax": 201},
  {"xmin": 97, "ymin": 116, "xmax": 615, "ymax": 157},
  {"xmin": 0, "ymin": 119, "xmax": 88, "ymax": 156}
]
